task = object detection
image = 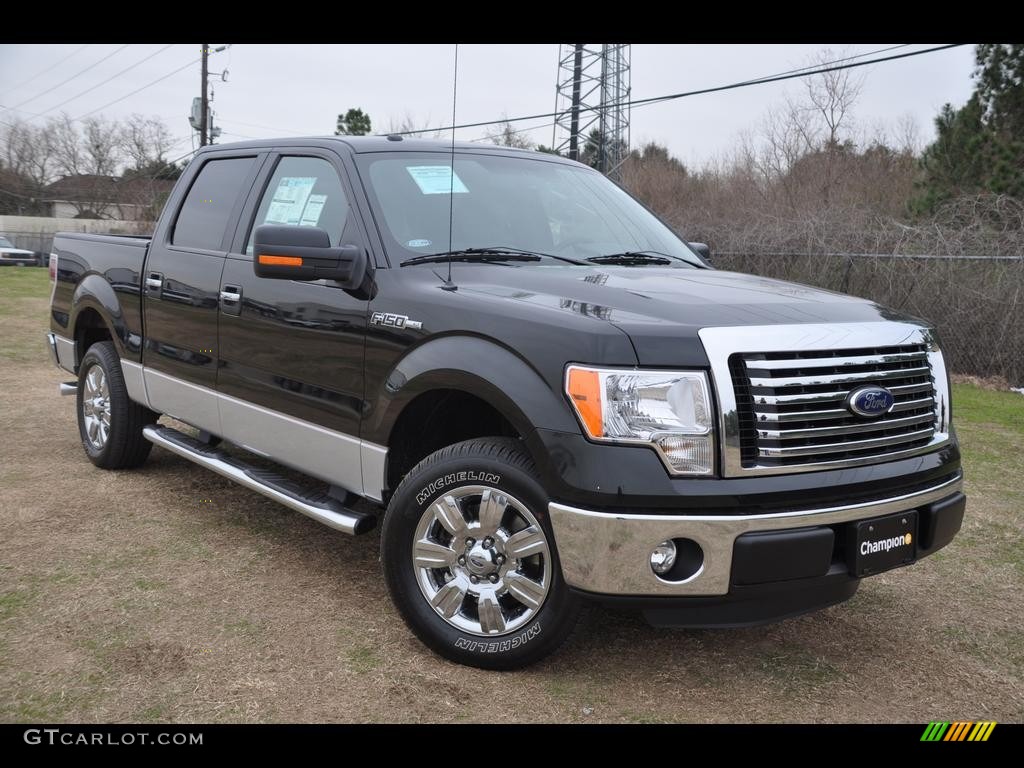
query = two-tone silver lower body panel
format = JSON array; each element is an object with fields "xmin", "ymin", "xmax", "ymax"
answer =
[{"xmin": 122, "ymin": 361, "xmax": 388, "ymax": 503}]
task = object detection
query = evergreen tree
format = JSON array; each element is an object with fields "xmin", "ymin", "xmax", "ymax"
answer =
[
  {"xmin": 335, "ymin": 108, "xmax": 373, "ymax": 136},
  {"xmin": 917, "ymin": 44, "xmax": 1024, "ymax": 210}
]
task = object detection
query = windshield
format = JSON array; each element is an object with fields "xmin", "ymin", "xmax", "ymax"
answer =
[
  {"xmin": 355, "ymin": 152, "xmax": 703, "ymax": 267},
  {"xmin": 0, "ymin": 237, "xmax": 14, "ymax": 248}
]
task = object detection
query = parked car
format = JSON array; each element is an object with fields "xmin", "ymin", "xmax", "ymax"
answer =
[
  {"xmin": 0, "ymin": 235, "xmax": 38, "ymax": 266},
  {"xmin": 46, "ymin": 137, "xmax": 965, "ymax": 669}
]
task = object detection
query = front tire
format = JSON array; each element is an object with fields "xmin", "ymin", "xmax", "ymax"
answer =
[
  {"xmin": 76, "ymin": 341, "xmax": 157, "ymax": 469},
  {"xmin": 381, "ymin": 438, "xmax": 580, "ymax": 669}
]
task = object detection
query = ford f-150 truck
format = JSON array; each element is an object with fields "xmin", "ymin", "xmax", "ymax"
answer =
[{"xmin": 47, "ymin": 137, "xmax": 965, "ymax": 669}]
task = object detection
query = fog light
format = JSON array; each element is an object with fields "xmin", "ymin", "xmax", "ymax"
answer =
[{"xmin": 650, "ymin": 540, "xmax": 677, "ymax": 575}]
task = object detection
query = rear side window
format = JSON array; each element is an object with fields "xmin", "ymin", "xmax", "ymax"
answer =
[{"xmin": 172, "ymin": 157, "xmax": 256, "ymax": 250}]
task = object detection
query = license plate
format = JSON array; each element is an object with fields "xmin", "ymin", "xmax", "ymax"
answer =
[{"xmin": 849, "ymin": 511, "xmax": 918, "ymax": 577}]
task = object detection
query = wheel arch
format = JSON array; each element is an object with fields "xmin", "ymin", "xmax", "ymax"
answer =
[
  {"xmin": 70, "ymin": 274, "xmax": 128, "ymax": 364},
  {"xmin": 368, "ymin": 336, "xmax": 579, "ymax": 498}
]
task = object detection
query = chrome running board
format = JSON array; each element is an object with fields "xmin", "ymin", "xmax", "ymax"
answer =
[{"xmin": 143, "ymin": 425, "xmax": 376, "ymax": 535}]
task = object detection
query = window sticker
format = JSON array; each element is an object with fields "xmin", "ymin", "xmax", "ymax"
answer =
[
  {"xmin": 406, "ymin": 165, "xmax": 468, "ymax": 195},
  {"xmin": 407, "ymin": 238, "xmax": 431, "ymax": 247},
  {"xmin": 265, "ymin": 177, "xmax": 317, "ymax": 225},
  {"xmin": 299, "ymin": 194, "xmax": 327, "ymax": 227}
]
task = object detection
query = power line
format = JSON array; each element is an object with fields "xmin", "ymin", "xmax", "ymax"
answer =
[
  {"xmin": 0, "ymin": 44, "xmax": 90, "ymax": 98},
  {"xmin": 35, "ymin": 44, "xmax": 176, "ymax": 118},
  {"xmin": 397, "ymin": 43, "xmax": 965, "ymax": 138},
  {"xmin": 218, "ymin": 117, "xmax": 307, "ymax": 136},
  {"xmin": 471, "ymin": 44, "xmax": 916, "ymax": 145},
  {"xmin": 728, "ymin": 44, "xmax": 910, "ymax": 88},
  {"xmin": 75, "ymin": 56, "xmax": 202, "ymax": 120},
  {"xmin": 3, "ymin": 44, "xmax": 130, "ymax": 113}
]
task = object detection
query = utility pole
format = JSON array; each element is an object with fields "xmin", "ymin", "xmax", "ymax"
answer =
[{"xmin": 199, "ymin": 43, "xmax": 209, "ymax": 147}]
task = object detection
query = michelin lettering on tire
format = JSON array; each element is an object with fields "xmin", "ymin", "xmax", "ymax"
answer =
[
  {"xmin": 415, "ymin": 471, "xmax": 501, "ymax": 505},
  {"xmin": 454, "ymin": 622, "xmax": 541, "ymax": 653}
]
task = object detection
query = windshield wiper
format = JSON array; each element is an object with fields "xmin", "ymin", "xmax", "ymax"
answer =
[
  {"xmin": 586, "ymin": 251, "xmax": 678, "ymax": 266},
  {"xmin": 402, "ymin": 246, "xmax": 587, "ymax": 267}
]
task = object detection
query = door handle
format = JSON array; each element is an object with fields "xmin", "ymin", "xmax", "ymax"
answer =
[
  {"xmin": 145, "ymin": 274, "xmax": 163, "ymax": 292},
  {"xmin": 220, "ymin": 285, "xmax": 242, "ymax": 316}
]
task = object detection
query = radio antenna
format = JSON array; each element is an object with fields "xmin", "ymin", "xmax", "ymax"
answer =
[{"xmin": 442, "ymin": 44, "xmax": 459, "ymax": 291}]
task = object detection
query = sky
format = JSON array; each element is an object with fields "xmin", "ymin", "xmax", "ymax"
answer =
[{"xmin": 0, "ymin": 43, "xmax": 977, "ymax": 169}]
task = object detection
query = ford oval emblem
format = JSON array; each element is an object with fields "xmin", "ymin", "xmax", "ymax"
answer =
[{"xmin": 847, "ymin": 386, "xmax": 895, "ymax": 418}]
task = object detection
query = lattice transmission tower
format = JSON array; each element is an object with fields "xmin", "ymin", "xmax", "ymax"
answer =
[{"xmin": 552, "ymin": 44, "xmax": 631, "ymax": 181}]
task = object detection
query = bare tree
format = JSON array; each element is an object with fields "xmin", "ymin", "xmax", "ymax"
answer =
[
  {"xmin": 121, "ymin": 114, "xmax": 173, "ymax": 170},
  {"xmin": 800, "ymin": 48, "xmax": 864, "ymax": 205},
  {"xmin": 802, "ymin": 48, "xmax": 864, "ymax": 147},
  {"xmin": 484, "ymin": 118, "xmax": 535, "ymax": 150},
  {"xmin": 49, "ymin": 114, "xmax": 123, "ymax": 217},
  {"xmin": 383, "ymin": 112, "xmax": 447, "ymax": 139},
  {"xmin": 80, "ymin": 116, "xmax": 122, "ymax": 176},
  {"xmin": 50, "ymin": 114, "xmax": 85, "ymax": 177}
]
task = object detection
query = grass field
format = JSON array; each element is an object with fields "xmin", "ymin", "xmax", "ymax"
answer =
[{"xmin": 1, "ymin": 266, "xmax": 1022, "ymax": 723}]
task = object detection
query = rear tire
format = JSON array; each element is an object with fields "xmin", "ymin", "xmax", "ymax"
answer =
[
  {"xmin": 76, "ymin": 341, "xmax": 157, "ymax": 469},
  {"xmin": 381, "ymin": 437, "xmax": 580, "ymax": 669}
]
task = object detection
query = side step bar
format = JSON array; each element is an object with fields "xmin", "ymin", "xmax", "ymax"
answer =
[
  {"xmin": 60, "ymin": 382, "xmax": 77, "ymax": 396},
  {"xmin": 143, "ymin": 425, "xmax": 376, "ymax": 535}
]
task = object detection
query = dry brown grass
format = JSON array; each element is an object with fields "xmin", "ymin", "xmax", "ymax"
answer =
[{"xmin": 1, "ymin": 268, "xmax": 1022, "ymax": 723}]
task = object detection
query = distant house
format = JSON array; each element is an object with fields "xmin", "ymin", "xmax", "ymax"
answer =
[{"xmin": 41, "ymin": 175, "xmax": 176, "ymax": 221}]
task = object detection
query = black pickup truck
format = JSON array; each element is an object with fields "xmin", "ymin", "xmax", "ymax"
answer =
[{"xmin": 47, "ymin": 137, "xmax": 965, "ymax": 669}]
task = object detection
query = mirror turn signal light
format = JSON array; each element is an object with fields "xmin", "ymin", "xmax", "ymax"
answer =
[
  {"xmin": 566, "ymin": 366, "xmax": 603, "ymax": 438},
  {"xmin": 258, "ymin": 254, "xmax": 303, "ymax": 266}
]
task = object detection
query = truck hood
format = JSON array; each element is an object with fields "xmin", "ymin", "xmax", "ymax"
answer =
[{"xmin": 455, "ymin": 265, "xmax": 923, "ymax": 366}]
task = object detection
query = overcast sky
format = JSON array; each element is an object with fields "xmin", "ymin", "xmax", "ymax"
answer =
[{"xmin": 0, "ymin": 43, "xmax": 976, "ymax": 168}]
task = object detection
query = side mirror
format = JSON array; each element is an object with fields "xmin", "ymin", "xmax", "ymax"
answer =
[
  {"xmin": 688, "ymin": 242, "xmax": 711, "ymax": 262},
  {"xmin": 253, "ymin": 224, "xmax": 367, "ymax": 288}
]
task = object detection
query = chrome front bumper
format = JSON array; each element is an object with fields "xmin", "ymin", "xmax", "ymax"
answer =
[{"xmin": 548, "ymin": 474, "xmax": 963, "ymax": 596}]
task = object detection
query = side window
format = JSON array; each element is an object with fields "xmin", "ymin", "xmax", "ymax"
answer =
[
  {"xmin": 246, "ymin": 156, "xmax": 349, "ymax": 256},
  {"xmin": 172, "ymin": 157, "xmax": 257, "ymax": 250}
]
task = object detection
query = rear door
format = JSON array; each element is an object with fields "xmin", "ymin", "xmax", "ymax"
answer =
[
  {"xmin": 216, "ymin": 147, "xmax": 374, "ymax": 496},
  {"xmin": 142, "ymin": 151, "xmax": 265, "ymax": 434}
]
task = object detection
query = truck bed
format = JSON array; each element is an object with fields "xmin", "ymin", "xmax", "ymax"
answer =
[{"xmin": 50, "ymin": 232, "xmax": 153, "ymax": 363}]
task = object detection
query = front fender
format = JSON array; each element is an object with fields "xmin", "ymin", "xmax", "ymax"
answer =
[
  {"xmin": 363, "ymin": 335, "xmax": 580, "ymax": 446},
  {"xmin": 71, "ymin": 274, "xmax": 130, "ymax": 358}
]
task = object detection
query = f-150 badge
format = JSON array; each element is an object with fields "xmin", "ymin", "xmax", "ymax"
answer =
[{"xmin": 371, "ymin": 312, "xmax": 422, "ymax": 330}]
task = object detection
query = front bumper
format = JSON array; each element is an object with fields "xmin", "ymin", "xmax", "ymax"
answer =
[{"xmin": 548, "ymin": 473, "xmax": 964, "ymax": 598}]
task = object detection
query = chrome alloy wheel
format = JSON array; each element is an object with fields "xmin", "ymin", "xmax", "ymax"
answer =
[
  {"xmin": 82, "ymin": 364, "xmax": 111, "ymax": 450},
  {"xmin": 412, "ymin": 485, "xmax": 552, "ymax": 637}
]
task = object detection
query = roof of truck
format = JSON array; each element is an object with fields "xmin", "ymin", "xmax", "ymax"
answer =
[{"xmin": 195, "ymin": 135, "xmax": 579, "ymax": 162}]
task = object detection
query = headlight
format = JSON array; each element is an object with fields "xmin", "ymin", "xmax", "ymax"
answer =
[{"xmin": 565, "ymin": 365, "xmax": 715, "ymax": 476}]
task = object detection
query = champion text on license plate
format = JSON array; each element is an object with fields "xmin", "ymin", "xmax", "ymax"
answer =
[{"xmin": 849, "ymin": 511, "xmax": 918, "ymax": 577}]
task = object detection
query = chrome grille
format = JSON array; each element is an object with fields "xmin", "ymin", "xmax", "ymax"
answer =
[{"xmin": 729, "ymin": 344, "xmax": 938, "ymax": 468}]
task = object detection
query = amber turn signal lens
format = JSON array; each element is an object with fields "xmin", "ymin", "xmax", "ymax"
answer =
[
  {"xmin": 258, "ymin": 254, "xmax": 303, "ymax": 266},
  {"xmin": 566, "ymin": 366, "xmax": 603, "ymax": 438}
]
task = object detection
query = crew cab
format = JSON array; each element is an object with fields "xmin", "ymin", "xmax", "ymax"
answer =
[{"xmin": 47, "ymin": 137, "xmax": 965, "ymax": 668}]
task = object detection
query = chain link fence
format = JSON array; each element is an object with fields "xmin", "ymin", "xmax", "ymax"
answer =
[{"xmin": 714, "ymin": 252, "xmax": 1024, "ymax": 386}]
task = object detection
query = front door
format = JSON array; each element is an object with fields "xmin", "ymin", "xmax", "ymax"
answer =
[
  {"xmin": 142, "ymin": 153, "xmax": 263, "ymax": 434},
  {"xmin": 217, "ymin": 150, "xmax": 373, "ymax": 496}
]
